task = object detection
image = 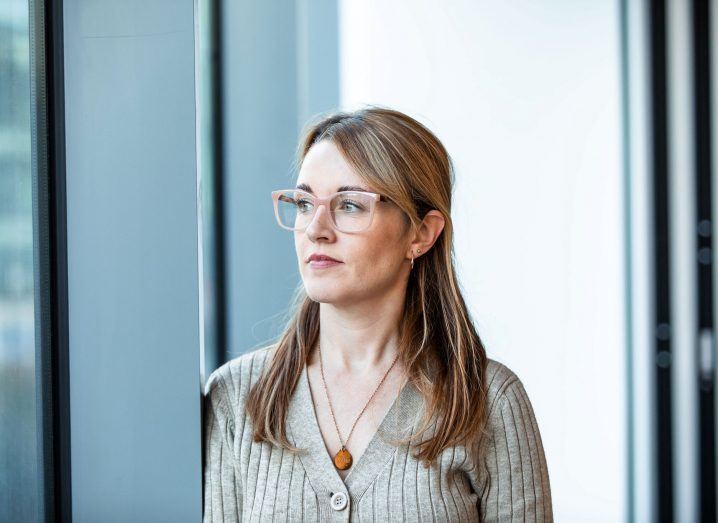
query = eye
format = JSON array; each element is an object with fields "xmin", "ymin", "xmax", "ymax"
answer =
[
  {"xmin": 295, "ymin": 198, "xmax": 314, "ymax": 212},
  {"xmin": 337, "ymin": 199, "xmax": 363, "ymax": 212}
]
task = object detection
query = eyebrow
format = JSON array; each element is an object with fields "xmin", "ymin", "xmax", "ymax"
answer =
[{"xmin": 295, "ymin": 183, "xmax": 373, "ymax": 194}]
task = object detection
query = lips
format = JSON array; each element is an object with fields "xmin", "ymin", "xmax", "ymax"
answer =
[
  {"xmin": 306, "ymin": 254, "xmax": 343, "ymax": 269},
  {"xmin": 307, "ymin": 254, "xmax": 341, "ymax": 263}
]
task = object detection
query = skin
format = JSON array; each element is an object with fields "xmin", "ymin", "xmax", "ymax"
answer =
[{"xmin": 294, "ymin": 139, "xmax": 445, "ymax": 479}]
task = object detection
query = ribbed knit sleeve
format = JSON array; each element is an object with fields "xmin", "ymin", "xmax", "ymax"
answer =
[
  {"xmin": 203, "ymin": 370, "xmax": 242, "ymax": 522},
  {"xmin": 472, "ymin": 377, "xmax": 553, "ymax": 522}
]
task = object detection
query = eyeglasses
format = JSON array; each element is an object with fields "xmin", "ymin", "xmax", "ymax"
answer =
[{"xmin": 271, "ymin": 188, "xmax": 390, "ymax": 233}]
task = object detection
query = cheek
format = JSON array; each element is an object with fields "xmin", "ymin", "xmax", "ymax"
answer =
[
  {"xmin": 352, "ymin": 235, "xmax": 405, "ymax": 277},
  {"xmin": 294, "ymin": 234, "xmax": 308, "ymax": 259}
]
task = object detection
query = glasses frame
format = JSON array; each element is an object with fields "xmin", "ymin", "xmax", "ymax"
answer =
[{"xmin": 271, "ymin": 188, "xmax": 390, "ymax": 233}]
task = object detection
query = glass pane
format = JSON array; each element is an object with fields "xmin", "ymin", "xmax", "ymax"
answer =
[{"xmin": 0, "ymin": 0, "xmax": 39, "ymax": 521}]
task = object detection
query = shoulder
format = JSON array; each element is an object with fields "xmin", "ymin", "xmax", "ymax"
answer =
[
  {"xmin": 472, "ymin": 357, "xmax": 545, "ymax": 454},
  {"xmin": 484, "ymin": 357, "xmax": 533, "ymax": 417},
  {"xmin": 204, "ymin": 343, "xmax": 278, "ymax": 414}
]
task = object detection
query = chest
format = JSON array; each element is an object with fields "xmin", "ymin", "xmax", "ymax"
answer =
[
  {"xmin": 305, "ymin": 364, "xmax": 406, "ymax": 481},
  {"xmin": 232, "ymin": 363, "xmax": 481, "ymax": 521}
]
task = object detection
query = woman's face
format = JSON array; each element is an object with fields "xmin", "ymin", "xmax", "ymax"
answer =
[{"xmin": 294, "ymin": 140, "xmax": 412, "ymax": 306}]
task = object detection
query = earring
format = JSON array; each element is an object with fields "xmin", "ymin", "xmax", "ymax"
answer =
[{"xmin": 411, "ymin": 249, "xmax": 421, "ymax": 270}]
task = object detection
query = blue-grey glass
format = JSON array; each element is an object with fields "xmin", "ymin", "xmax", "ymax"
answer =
[{"xmin": 0, "ymin": 1, "xmax": 39, "ymax": 522}]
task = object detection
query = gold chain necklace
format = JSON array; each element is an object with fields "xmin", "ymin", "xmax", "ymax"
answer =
[{"xmin": 317, "ymin": 341, "xmax": 401, "ymax": 470}]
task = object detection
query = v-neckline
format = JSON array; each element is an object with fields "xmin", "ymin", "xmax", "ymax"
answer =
[{"xmin": 286, "ymin": 363, "xmax": 422, "ymax": 504}]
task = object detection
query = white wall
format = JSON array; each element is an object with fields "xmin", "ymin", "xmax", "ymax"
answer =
[{"xmin": 339, "ymin": 1, "xmax": 626, "ymax": 520}]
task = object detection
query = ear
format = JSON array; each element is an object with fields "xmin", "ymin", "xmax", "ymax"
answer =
[{"xmin": 406, "ymin": 210, "xmax": 446, "ymax": 260}]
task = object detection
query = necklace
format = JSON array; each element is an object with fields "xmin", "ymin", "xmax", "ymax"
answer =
[{"xmin": 317, "ymin": 341, "xmax": 401, "ymax": 470}]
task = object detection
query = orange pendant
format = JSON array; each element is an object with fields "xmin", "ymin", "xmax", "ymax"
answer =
[{"xmin": 334, "ymin": 447, "xmax": 353, "ymax": 470}]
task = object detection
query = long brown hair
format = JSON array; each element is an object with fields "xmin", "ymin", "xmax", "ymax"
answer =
[{"xmin": 245, "ymin": 105, "xmax": 490, "ymax": 468}]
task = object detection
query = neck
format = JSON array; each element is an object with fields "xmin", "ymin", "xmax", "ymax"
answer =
[{"xmin": 312, "ymin": 289, "xmax": 406, "ymax": 375}]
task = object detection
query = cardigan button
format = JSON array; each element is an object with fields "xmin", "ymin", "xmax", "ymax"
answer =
[{"xmin": 330, "ymin": 491, "xmax": 348, "ymax": 511}]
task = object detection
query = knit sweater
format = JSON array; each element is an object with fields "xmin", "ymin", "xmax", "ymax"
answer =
[{"xmin": 202, "ymin": 345, "xmax": 553, "ymax": 522}]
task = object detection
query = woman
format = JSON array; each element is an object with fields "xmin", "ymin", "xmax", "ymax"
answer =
[{"xmin": 203, "ymin": 106, "xmax": 553, "ymax": 521}]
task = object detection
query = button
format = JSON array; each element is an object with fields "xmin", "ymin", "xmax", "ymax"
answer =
[{"xmin": 330, "ymin": 491, "xmax": 348, "ymax": 511}]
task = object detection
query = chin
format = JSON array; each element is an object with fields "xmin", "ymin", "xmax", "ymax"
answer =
[
  {"xmin": 305, "ymin": 290, "xmax": 341, "ymax": 303},
  {"xmin": 303, "ymin": 285, "xmax": 350, "ymax": 304}
]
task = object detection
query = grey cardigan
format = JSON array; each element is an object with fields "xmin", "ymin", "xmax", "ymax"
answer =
[{"xmin": 203, "ymin": 345, "xmax": 553, "ymax": 521}]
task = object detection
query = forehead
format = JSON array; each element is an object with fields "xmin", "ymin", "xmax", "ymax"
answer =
[{"xmin": 296, "ymin": 140, "xmax": 372, "ymax": 194}]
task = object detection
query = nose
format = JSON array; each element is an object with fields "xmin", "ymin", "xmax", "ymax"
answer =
[{"xmin": 304, "ymin": 202, "xmax": 336, "ymax": 241}]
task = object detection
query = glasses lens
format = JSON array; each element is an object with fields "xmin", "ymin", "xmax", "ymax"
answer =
[
  {"xmin": 276, "ymin": 190, "xmax": 314, "ymax": 230},
  {"xmin": 330, "ymin": 192, "xmax": 374, "ymax": 232}
]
